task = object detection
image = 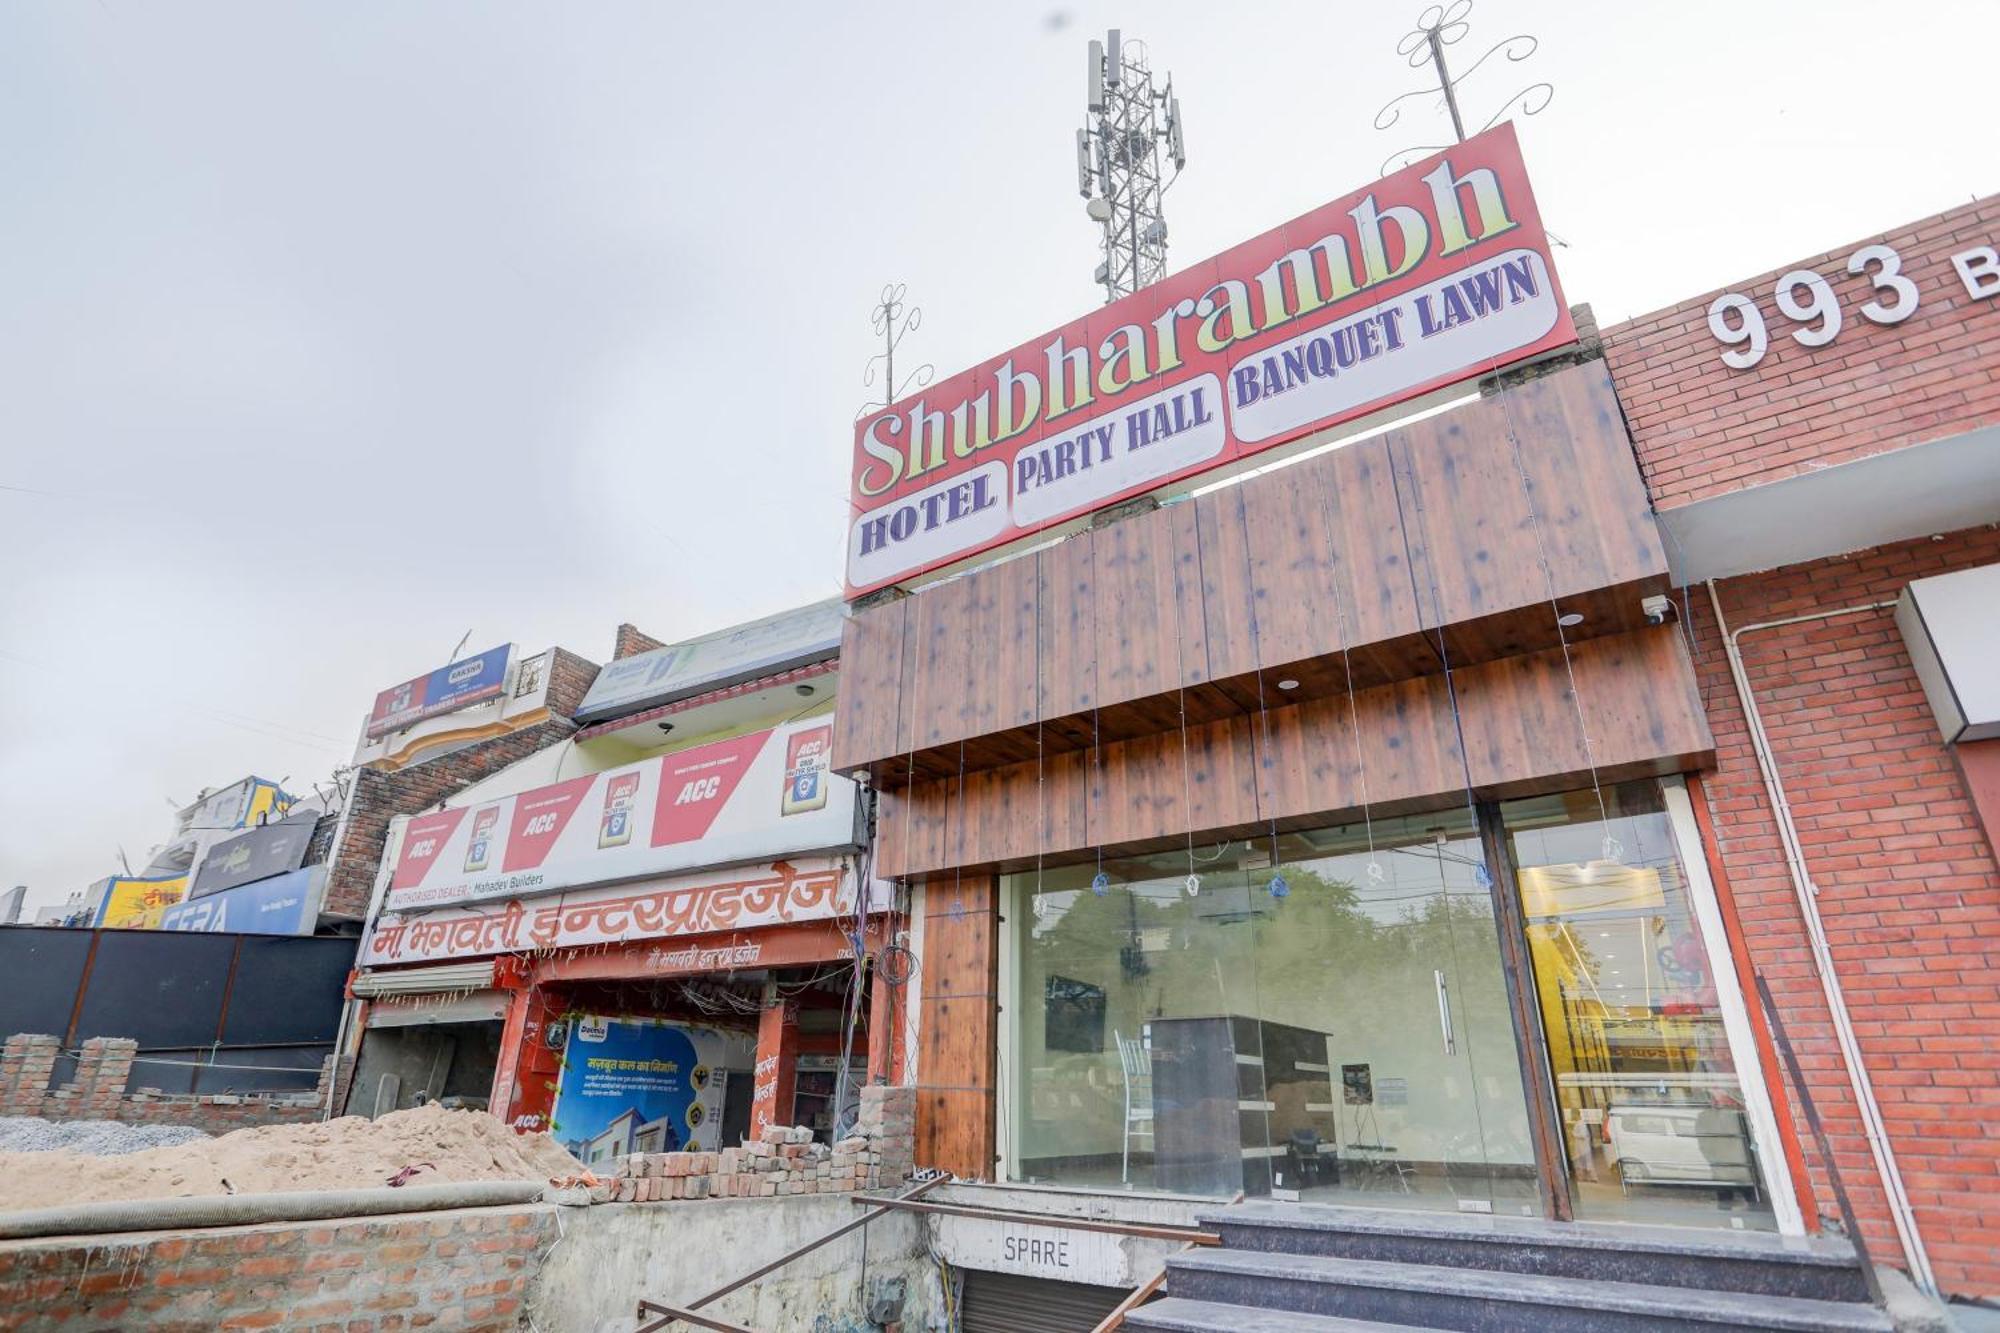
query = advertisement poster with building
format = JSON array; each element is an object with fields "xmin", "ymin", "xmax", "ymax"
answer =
[
  {"xmin": 383, "ymin": 713, "xmax": 860, "ymax": 912},
  {"xmin": 549, "ymin": 1016, "xmax": 749, "ymax": 1165}
]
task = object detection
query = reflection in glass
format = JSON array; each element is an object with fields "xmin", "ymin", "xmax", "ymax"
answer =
[
  {"xmin": 1504, "ymin": 782, "xmax": 1777, "ymax": 1230},
  {"xmin": 1009, "ymin": 810, "xmax": 1537, "ymax": 1213}
]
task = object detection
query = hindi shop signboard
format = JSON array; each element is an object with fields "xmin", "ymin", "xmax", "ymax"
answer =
[
  {"xmin": 359, "ymin": 856, "xmax": 857, "ymax": 966},
  {"xmin": 845, "ymin": 123, "xmax": 1573, "ymax": 595},
  {"xmin": 366, "ymin": 644, "xmax": 513, "ymax": 739},
  {"xmin": 382, "ymin": 715, "xmax": 857, "ymax": 913}
]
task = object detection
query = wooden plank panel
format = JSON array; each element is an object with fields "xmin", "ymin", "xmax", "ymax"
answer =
[
  {"xmin": 1516, "ymin": 359, "xmax": 1666, "ymax": 599},
  {"xmin": 1194, "ymin": 487, "xmax": 1260, "ymax": 684},
  {"xmin": 1394, "ymin": 397, "xmax": 1545, "ymax": 629},
  {"xmin": 916, "ymin": 875, "xmax": 997, "ymax": 1179},
  {"xmin": 1038, "ymin": 532, "xmax": 1097, "ymax": 720},
  {"xmin": 831, "ymin": 598, "xmax": 905, "ymax": 774},
  {"xmin": 1090, "ymin": 506, "xmax": 1179, "ymax": 708},
  {"xmin": 881, "ymin": 627, "xmax": 1712, "ymax": 878},
  {"xmin": 1165, "ymin": 500, "xmax": 1212, "ymax": 689},
  {"xmin": 1240, "ymin": 451, "xmax": 1340, "ymax": 669},
  {"xmin": 909, "ymin": 574, "xmax": 978, "ymax": 749},
  {"xmin": 1318, "ymin": 438, "xmax": 1428, "ymax": 657}
]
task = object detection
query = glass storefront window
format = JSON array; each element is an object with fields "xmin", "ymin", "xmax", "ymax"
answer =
[
  {"xmin": 1502, "ymin": 782, "xmax": 1778, "ymax": 1230},
  {"xmin": 1007, "ymin": 809, "xmax": 1538, "ymax": 1214}
]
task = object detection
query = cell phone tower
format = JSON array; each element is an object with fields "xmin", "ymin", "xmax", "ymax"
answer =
[{"xmin": 1076, "ymin": 29, "xmax": 1185, "ymax": 303}]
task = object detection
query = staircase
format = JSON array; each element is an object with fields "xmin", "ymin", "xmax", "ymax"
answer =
[{"xmin": 1123, "ymin": 1201, "xmax": 1893, "ymax": 1333}]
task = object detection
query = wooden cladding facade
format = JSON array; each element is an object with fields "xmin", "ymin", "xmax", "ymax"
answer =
[
  {"xmin": 834, "ymin": 360, "xmax": 1670, "ymax": 785},
  {"xmin": 874, "ymin": 624, "xmax": 1712, "ymax": 880},
  {"xmin": 913, "ymin": 874, "xmax": 998, "ymax": 1180}
]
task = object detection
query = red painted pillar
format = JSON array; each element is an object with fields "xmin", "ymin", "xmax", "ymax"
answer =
[
  {"xmin": 751, "ymin": 999, "xmax": 800, "ymax": 1139},
  {"xmin": 493, "ymin": 984, "xmax": 565, "ymax": 1134}
]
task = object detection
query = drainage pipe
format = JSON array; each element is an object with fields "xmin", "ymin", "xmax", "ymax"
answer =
[
  {"xmin": 1706, "ymin": 581, "xmax": 1938, "ymax": 1297},
  {"xmin": 0, "ymin": 1179, "xmax": 547, "ymax": 1241}
]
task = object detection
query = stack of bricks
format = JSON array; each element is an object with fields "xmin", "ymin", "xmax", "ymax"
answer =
[
  {"xmin": 857, "ymin": 1084, "xmax": 915, "ymax": 1183},
  {"xmin": 0, "ymin": 1034, "xmax": 60, "ymax": 1115},
  {"xmin": 590, "ymin": 1103, "xmax": 917, "ymax": 1206},
  {"xmin": 0, "ymin": 1032, "xmax": 338, "ymax": 1132}
]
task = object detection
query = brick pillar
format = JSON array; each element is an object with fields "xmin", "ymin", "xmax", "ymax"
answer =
[
  {"xmin": 0, "ymin": 1035, "xmax": 59, "ymax": 1115},
  {"xmin": 71, "ymin": 1038, "xmax": 137, "ymax": 1119},
  {"xmin": 751, "ymin": 1001, "xmax": 800, "ymax": 1141},
  {"xmin": 315, "ymin": 1054, "xmax": 355, "ymax": 1116}
]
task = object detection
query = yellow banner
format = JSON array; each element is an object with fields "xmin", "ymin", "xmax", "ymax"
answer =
[{"xmin": 99, "ymin": 875, "xmax": 189, "ymax": 929}]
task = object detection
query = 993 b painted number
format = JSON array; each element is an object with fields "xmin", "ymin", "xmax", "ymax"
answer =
[{"xmin": 1706, "ymin": 240, "xmax": 1998, "ymax": 369}]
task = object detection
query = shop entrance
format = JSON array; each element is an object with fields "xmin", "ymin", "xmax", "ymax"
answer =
[
  {"xmin": 1006, "ymin": 808, "xmax": 1537, "ymax": 1216},
  {"xmin": 1002, "ymin": 778, "xmax": 1795, "ymax": 1233}
]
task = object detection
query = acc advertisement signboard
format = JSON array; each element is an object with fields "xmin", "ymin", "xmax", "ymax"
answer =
[
  {"xmin": 383, "ymin": 714, "xmax": 855, "ymax": 913},
  {"xmin": 846, "ymin": 123, "xmax": 1573, "ymax": 595},
  {"xmin": 366, "ymin": 645, "xmax": 512, "ymax": 739},
  {"xmin": 575, "ymin": 600, "xmax": 845, "ymax": 724},
  {"xmin": 161, "ymin": 867, "xmax": 318, "ymax": 935},
  {"xmin": 96, "ymin": 875, "xmax": 189, "ymax": 929},
  {"xmin": 550, "ymin": 1017, "xmax": 753, "ymax": 1163}
]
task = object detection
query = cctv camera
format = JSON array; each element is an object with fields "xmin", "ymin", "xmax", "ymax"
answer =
[{"xmin": 1641, "ymin": 595, "xmax": 1674, "ymax": 626}]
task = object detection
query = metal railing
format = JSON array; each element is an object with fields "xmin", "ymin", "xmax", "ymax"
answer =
[{"xmin": 634, "ymin": 1176, "xmax": 949, "ymax": 1333}]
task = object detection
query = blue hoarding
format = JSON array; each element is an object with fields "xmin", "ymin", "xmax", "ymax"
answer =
[
  {"xmin": 549, "ymin": 1016, "xmax": 740, "ymax": 1165},
  {"xmin": 159, "ymin": 867, "xmax": 317, "ymax": 935}
]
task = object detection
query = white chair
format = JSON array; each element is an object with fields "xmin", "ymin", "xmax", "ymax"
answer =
[{"xmin": 1114, "ymin": 1030, "xmax": 1154, "ymax": 1186}]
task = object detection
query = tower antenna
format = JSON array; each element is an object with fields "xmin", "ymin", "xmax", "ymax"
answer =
[{"xmin": 1077, "ymin": 29, "xmax": 1185, "ymax": 302}]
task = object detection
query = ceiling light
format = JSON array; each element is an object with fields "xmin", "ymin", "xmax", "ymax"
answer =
[
  {"xmin": 795, "ymin": 684, "xmax": 816, "ymax": 697},
  {"xmin": 1277, "ymin": 679, "xmax": 1299, "ymax": 691},
  {"xmin": 1557, "ymin": 612, "xmax": 1584, "ymax": 627}
]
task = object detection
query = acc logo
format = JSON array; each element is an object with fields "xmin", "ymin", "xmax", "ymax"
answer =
[
  {"xmin": 575, "ymin": 1016, "xmax": 609, "ymax": 1043},
  {"xmin": 448, "ymin": 660, "xmax": 486, "ymax": 685},
  {"xmin": 673, "ymin": 776, "xmax": 722, "ymax": 805}
]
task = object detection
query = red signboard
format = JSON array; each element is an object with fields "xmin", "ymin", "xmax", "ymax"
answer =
[{"xmin": 845, "ymin": 123, "xmax": 1574, "ymax": 596}]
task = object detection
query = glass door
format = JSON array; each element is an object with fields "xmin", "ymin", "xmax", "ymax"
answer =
[
  {"xmin": 1261, "ymin": 810, "xmax": 1541, "ymax": 1216},
  {"xmin": 1501, "ymin": 780, "xmax": 1782, "ymax": 1230}
]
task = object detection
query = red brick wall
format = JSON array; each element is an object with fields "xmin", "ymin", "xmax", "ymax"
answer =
[
  {"xmin": 0, "ymin": 1204, "xmax": 556, "ymax": 1332},
  {"xmin": 613, "ymin": 623, "xmax": 665, "ymax": 660},
  {"xmin": 0, "ymin": 1035, "xmax": 347, "ymax": 1134},
  {"xmin": 322, "ymin": 649, "xmax": 601, "ymax": 920},
  {"xmin": 1689, "ymin": 525, "xmax": 2000, "ymax": 1296},
  {"xmin": 1603, "ymin": 194, "xmax": 2000, "ymax": 509}
]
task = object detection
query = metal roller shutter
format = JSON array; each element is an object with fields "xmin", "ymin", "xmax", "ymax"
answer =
[{"xmin": 959, "ymin": 1270, "xmax": 1129, "ymax": 1333}]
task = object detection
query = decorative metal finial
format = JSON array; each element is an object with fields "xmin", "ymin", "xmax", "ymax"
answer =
[
  {"xmin": 857, "ymin": 282, "xmax": 933, "ymax": 418},
  {"xmin": 1373, "ymin": 0, "xmax": 1552, "ymax": 176}
]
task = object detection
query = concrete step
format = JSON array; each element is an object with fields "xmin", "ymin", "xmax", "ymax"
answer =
[
  {"xmin": 1124, "ymin": 1296, "xmax": 1438, "ymax": 1332},
  {"xmin": 1197, "ymin": 1200, "xmax": 1870, "ymax": 1304},
  {"xmin": 1166, "ymin": 1249, "xmax": 1895, "ymax": 1333}
]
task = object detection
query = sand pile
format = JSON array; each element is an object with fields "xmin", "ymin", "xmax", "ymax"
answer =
[{"xmin": 0, "ymin": 1104, "xmax": 583, "ymax": 1213}]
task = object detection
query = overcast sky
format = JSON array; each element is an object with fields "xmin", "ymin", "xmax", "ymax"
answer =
[{"xmin": 3, "ymin": 1, "xmax": 1993, "ymax": 909}]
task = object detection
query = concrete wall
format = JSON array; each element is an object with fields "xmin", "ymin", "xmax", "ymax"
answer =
[{"xmin": 529, "ymin": 1194, "xmax": 943, "ymax": 1333}]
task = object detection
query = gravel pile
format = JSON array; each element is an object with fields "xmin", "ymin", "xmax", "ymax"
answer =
[{"xmin": 0, "ymin": 1116, "xmax": 211, "ymax": 1156}]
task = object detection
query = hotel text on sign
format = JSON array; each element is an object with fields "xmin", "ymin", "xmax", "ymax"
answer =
[{"xmin": 845, "ymin": 123, "xmax": 1574, "ymax": 595}]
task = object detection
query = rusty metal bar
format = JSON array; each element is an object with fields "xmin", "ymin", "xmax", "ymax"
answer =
[
  {"xmin": 849, "ymin": 1195, "xmax": 1219, "ymax": 1246},
  {"xmin": 1090, "ymin": 1188, "xmax": 1239, "ymax": 1333},
  {"xmin": 635, "ymin": 1303, "xmax": 751, "ymax": 1333},
  {"xmin": 634, "ymin": 1175, "xmax": 948, "ymax": 1331}
]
